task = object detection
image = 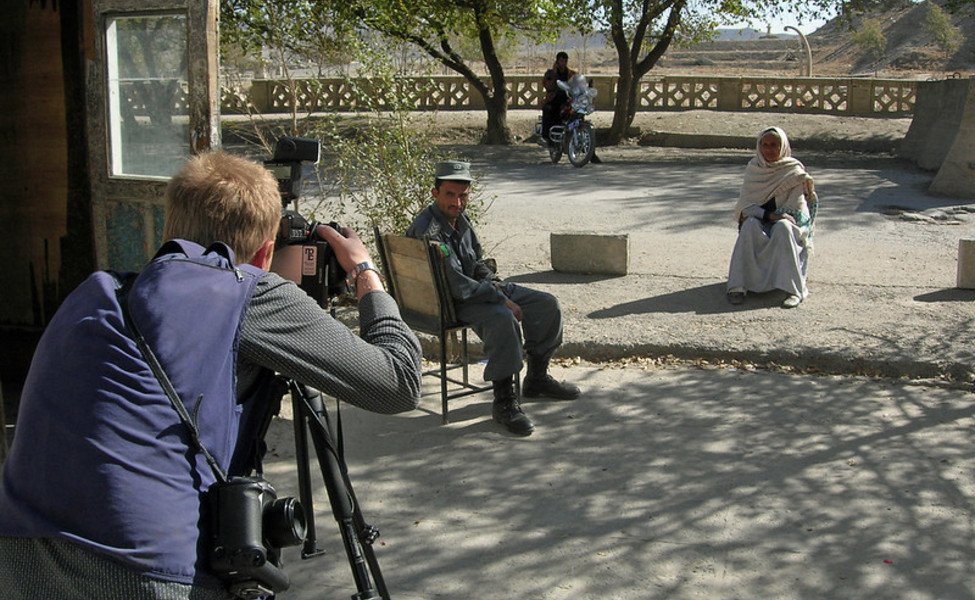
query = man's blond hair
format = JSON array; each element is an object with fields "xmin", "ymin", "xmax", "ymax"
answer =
[{"xmin": 163, "ymin": 152, "xmax": 281, "ymax": 263}]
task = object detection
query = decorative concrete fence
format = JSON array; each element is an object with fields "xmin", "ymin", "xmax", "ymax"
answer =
[{"xmin": 212, "ymin": 75, "xmax": 915, "ymax": 118}]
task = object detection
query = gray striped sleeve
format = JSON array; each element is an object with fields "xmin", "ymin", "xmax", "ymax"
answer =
[{"xmin": 238, "ymin": 273, "xmax": 422, "ymax": 414}]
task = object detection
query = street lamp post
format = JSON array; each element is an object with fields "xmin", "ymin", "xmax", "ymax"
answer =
[{"xmin": 785, "ymin": 26, "xmax": 813, "ymax": 77}]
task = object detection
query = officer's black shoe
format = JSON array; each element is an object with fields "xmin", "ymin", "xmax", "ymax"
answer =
[
  {"xmin": 492, "ymin": 379, "xmax": 534, "ymax": 436},
  {"xmin": 522, "ymin": 373, "xmax": 581, "ymax": 400}
]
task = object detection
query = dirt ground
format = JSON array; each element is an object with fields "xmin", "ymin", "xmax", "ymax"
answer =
[{"xmin": 426, "ymin": 108, "xmax": 914, "ymax": 152}]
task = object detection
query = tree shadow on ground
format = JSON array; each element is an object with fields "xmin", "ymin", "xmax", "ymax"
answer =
[
  {"xmin": 269, "ymin": 366, "xmax": 975, "ymax": 600},
  {"xmin": 587, "ymin": 282, "xmax": 785, "ymax": 317}
]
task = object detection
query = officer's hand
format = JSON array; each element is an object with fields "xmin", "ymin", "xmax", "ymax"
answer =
[{"xmin": 504, "ymin": 299, "xmax": 523, "ymax": 322}]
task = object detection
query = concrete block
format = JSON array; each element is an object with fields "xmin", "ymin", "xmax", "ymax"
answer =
[
  {"xmin": 957, "ymin": 239, "xmax": 975, "ymax": 289},
  {"xmin": 901, "ymin": 78, "xmax": 975, "ymax": 199},
  {"xmin": 931, "ymin": 79, "xmax": 975, "ymax": 199},
  {"xmin": 551, "ymin": 233, "xmax": 629, "ymax": 276}
]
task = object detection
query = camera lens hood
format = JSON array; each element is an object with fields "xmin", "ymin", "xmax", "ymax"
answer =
[{"xmin": 263, "ymin": 496, "xmax": 307, "ymax": 549}]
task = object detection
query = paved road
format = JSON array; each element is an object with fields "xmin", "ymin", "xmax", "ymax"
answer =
[
  {"xmin": 269, "ymin": 141, "xmax": 975, "ymax": 600},
  {"xmin": 458, "ymin": 143, "xmax": 975, "ymax": 382},
  {"xmin": 272, "ymin": 364, "xmax": 975, "ymax": 600}
]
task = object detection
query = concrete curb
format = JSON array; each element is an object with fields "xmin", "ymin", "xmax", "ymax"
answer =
[
  {"xmin": 634, "ymin": 132, "xmax": 904, "ymax": 154},
  {"xmin": 401, "ymin": 333, "xmax": 969, "ymax": 386}
]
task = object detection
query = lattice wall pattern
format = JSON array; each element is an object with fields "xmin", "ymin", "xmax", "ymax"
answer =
[
  {"xmin": 122, "ymin": 75, "xmax": 916, "ymax": 118},
  {"xmin": 639, "ymin": 78, "xmax": 719, "ymax": 109}
]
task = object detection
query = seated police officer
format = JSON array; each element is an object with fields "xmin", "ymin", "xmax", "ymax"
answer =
[
  {"xmin": 0, "ymin": 151, "xmax": 422, "ymax": 599},
  {"xmin": 406, "ymin": 161, "xmax": 580, "ymax": 436}
]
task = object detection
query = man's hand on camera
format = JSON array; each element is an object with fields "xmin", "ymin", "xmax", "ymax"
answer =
[
  {"xmin": 315, "ymin": 225, "xmax": 385, "ymax": 298},
  {"xmin": 315, "ymin": 224, "xmax": 370, "ymax": 272}
]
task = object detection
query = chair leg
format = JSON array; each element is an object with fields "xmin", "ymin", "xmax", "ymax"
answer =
[
  {"xmin": 440, "ymin": 333, "xmax": 449, "ymax": 425},
  {"xmin": 460, "ymin": 329, "xmax": 470, "ymax": 386}
]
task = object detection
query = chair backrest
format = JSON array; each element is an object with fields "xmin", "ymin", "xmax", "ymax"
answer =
[
  {"xmin": 374, "ymin": 228, "xmax": 457, "ymax": 335},
  {"xmin": 807, "ymin": 184, "xmax": 820, "ymax": 238}
]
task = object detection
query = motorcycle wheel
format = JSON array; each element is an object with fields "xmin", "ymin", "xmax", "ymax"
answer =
[
  {"xmin": 567, "ymin": 122, "xmax": 595, "ymax": 168},
  {"xmin": 548, "ymin": 141, "xmax": 562, "ymax": 164}
]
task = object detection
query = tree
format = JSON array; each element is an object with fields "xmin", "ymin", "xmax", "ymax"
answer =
[
  {"xmin": 571, "ymin": 0, "xmax": 888, "ymax": 145},
  {"xmin": 219, "ymin": 1, "xmax": 482, "ymax": 244},
  {"xmin": 221, "ymin": 1, "xmax": 355, "ymax": 75},
  {"xmin": 923, "ymin": 2, "xmax": 963, "ymax": 63},
  {"xmin": 350, "ymin": 0, "xmax": 556, "ymax": 145},
  {"xmin": 220, "ymin": 1, "xmax": 356, "ymax": 145},
  {"xmin": 852, "ymin": 18, "xmax": 888, "ymax": 65}
]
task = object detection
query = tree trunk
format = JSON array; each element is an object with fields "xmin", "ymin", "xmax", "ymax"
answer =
[
  {"xmin": 603, "ymin": 0, "xmax": 684, "ymax": 146},
  {"xmin": 481, "ymin": 91, "xmax": 511, "ymax": 145},
  {"xmin": 624, "ymin": 75, "xmax": 640, "ymax": 128},
  {"xmin": 476, "ymin": 16, "xmax": 512, "ymax": 145},
  {"xmin": 606, "ymin": 68, "xmax": 633, "ymax": 144}
]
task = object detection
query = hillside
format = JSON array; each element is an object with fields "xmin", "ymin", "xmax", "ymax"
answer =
[
  {"xmin": 809, "ymin": 0, "xmax": 975, "ymax": 75},
  {"xmin": 554, "ymin": 0, "xmax": 974, "ymax": 78}
]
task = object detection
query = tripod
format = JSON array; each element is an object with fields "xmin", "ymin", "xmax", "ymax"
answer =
[{"xmin": 258, "ymin": 375, "xmax": 389, "ymax": 600}]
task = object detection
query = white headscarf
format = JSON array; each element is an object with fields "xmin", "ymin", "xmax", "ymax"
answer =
[{"xmin": 734, "ymin": 126, "xmax": 811, "ymax": 223}]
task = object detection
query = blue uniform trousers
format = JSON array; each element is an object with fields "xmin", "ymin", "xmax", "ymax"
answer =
[{"xmin": 455, "ymin": 282, "xmax": 563, "ymax": 382}]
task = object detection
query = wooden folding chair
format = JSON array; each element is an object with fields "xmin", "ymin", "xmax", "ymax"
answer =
[{"xmin": 374, "ymin": 228, "xmax": 493, "ymax": 424}]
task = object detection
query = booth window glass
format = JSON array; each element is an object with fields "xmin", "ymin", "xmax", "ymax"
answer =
[{"xmin": 106, "ymin": 15, "xmax": 189, "ymax": 178}]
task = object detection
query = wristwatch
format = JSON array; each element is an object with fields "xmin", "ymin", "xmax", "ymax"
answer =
[{"xmin": 345, "ymin": 261, "xmax": 384, "ymax": 292}]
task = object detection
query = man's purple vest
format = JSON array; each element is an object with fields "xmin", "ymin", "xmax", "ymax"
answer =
[{"xmin": 0, "ymin": 240, "xmax": 265, "ymax": 585}]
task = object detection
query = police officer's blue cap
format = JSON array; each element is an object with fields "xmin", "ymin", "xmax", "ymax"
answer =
[{"xmin": 435, "ymin": 161, "xmax": 473, "ymax": 182}]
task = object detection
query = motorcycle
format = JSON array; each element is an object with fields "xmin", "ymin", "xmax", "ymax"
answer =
[{"xmin": 536, "ymin": 74, "xmax": 598, "ymax": 167}]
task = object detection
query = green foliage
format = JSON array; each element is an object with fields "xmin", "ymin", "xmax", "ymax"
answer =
[
  {"xmin": 310, "ymin": 116, "xmax": 449, "ymax": 240},
  {"xmin": 354, "ymin": 0, "xmax": 560, "ymax": 144},
  {"xmin": 923, "ymin": 2, "xmax": 963, "ymax": 61},
  {"xmin": 852, "ymin": 18, "xmax": 887, "ymax": 62},
  {"xmin": 220, "ymin": 1, "xmax": 358, "ymax": 151},
  {"xmin": 220, "ymin": 5, "xmax": 487, "ymax": 245},
  {"xmin": 359, "ymin": 0, "xmax": 556, "ymax": 41},
  {"xmin": 300, "ymin": 48, "xmax": 490, "ymax": 243},
  {"xmin": 220, "ymin": 1, "xmax": 356, "ymax": 81}
]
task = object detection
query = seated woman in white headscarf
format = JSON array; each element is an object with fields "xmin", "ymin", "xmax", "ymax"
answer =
[{"xmin": 727, "ymin": 126, "xmax": 817, "ymax": 309}]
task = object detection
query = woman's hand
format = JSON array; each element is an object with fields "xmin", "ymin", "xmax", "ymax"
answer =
[{"xmin": 770, "ymin": 212, "xmax": 797, "ymax": 226}]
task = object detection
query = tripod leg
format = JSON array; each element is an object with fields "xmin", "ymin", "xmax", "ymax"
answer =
[
  {"xmin": 292, "ymin": 398, "xmax": 325, "ymax": 560},
  {"xmin": 292, "ymin": 383, "xmax": 389, "ymax": 600}
]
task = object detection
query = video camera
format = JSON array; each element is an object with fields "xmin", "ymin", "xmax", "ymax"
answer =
[{"xmin": 266, "ymin": 136, "xmax": 347, "ymax": 307}]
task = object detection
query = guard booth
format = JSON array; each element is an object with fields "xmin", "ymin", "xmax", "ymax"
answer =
[
  {"xmin": 0, "ymin": 0, "xmax": 219, "ymax": 385},
  {"xmin": 89, "ymin": 0, "xmax": 221, "ymax": 272}
]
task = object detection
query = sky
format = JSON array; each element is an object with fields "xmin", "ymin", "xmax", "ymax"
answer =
[{"xmin": 725, "ymin": 7, "xmax": 835, "ymax": 35}]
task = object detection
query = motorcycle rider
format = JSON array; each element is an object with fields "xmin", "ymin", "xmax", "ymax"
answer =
[
  {"xmin": 540, "ymin": 51, "xmax": 602, "ymax": 164},
  {"xmin": 540, "ymin": 51, "xmax": 574, "ymax": 144}
]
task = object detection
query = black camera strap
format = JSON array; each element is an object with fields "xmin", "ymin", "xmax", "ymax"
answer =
[{"xmin": 116, "ymin": 274, "xmax": 229, "ymax": 485}]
